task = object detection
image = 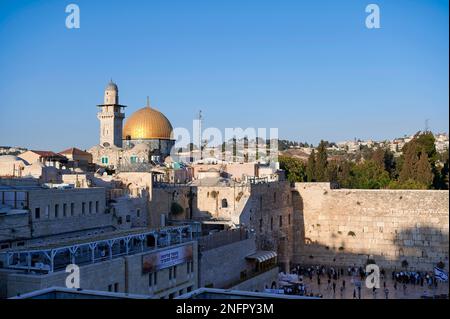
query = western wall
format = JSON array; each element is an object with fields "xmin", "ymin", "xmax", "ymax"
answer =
[{"xmin": 292, "ymin": 183, "xmax": 449, "ymax": 271}]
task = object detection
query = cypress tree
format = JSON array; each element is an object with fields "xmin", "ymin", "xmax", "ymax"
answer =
[
  {"xmin": 306, "ymin": 150, "xmax": 316, "ymax": 182},
  {"xmin": 315, "ymin": 140, "xmax": 328, "ymax": 182},
  {"xmin": 399, "ymin": 141, "xmax": 418, "ymax": 183},
  {"xmin": 416, "ymin": 152, "xmax": 433, "ymax": 188}
]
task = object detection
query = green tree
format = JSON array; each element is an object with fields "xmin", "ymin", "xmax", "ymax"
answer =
[
  {"xmin": 399, "ymin": 141, "xmax": 418, "ymax": 183},
  {"xmin": 279, "ymin": 156, "xmax": 307, "ymax": 183},
  {"xmin": 350, "ymin": 160, "xmax": 391, "ymax": 189},
  {"xmin": 416, "ymin": 152, "xmax": 433, "ymax": 188},
  {"xmin": 337, "ymin": 160, "xmax": 354, "ymax": 188},
  {"xmin": 326, "ymin": 160, "xmax": 339, "ymax": 184},
  {"xmin": 315, "ymin": 140, "xmax": 328, "ymax": 182},
  {"xmin": 387, "ymin": 179, "xmax": 428, "ymax": 190},
  {"xmin": 306, "ymin": 150, "xmax": 316, "ymax": 182}
]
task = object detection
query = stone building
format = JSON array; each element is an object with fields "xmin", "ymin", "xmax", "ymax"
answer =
[
  {"xmin": 149, "ymin": 179, "xmax": 294, "ymax": 272},
  {"xmin": 0, "ymin": 226, "xmax": 197, "ymax": 299},
  {"xmin": 89, "ymin": 81, "xmax": 175, "ymax": 169}
]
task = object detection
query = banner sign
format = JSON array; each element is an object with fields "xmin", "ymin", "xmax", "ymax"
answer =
[{"xmin": 142, "ymin": 244, "xmax": 193, "ymax": 274}]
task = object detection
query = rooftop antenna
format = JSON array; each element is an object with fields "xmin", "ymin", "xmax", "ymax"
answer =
[
  {"xmin": 425, "ymin": 119, "xmax": 430, "ymax": 133},
  {"xmin": 198, "ymin": 110, "xmax": 203, "ymax": 160}
]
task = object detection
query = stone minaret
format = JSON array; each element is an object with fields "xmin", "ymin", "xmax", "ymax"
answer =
[{"xmin": 97, "ymin": 80, "xmax": 127, "ymax": 148}]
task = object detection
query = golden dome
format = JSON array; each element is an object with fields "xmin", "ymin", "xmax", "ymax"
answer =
[{"xmin": 122, "ymin": 106, "xmax": 173, "ymax": 140}]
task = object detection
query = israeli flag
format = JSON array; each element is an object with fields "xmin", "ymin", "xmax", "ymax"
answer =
[{"xmin": 434, "ymin": 267, "xmax": 448, "ymax": 282}]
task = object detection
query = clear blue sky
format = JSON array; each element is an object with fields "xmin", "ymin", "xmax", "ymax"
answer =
[{"xmin": 0, "ymin": 0, "xmax": 448, "ymax": 150}]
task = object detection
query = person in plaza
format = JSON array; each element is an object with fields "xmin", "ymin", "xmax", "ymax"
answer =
[
  {"xmin": 332, "ymin": 281, "xmax": 336, "ymax": 294},
  {"xmin": 384, "ymin": 288, "xmax": 389, "ymax": 299}
]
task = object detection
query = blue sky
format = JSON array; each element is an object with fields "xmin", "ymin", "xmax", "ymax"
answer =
[{"xmin": 0, "ymin": 0, "xmax": 448, "ymax": 150}]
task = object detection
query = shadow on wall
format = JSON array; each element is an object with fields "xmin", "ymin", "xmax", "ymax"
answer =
[
  {"xmin": 292, "ymin": 190, "xmax": 450, "ymax": 272},
  {"xmin": 300, "ymin": 227, "xmax": 449, "ymax": 271}
]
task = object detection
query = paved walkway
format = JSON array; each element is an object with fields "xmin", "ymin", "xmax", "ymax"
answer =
[{"xmin": 298, "ymin": 275, "xmax": 448, "ymax": 299}]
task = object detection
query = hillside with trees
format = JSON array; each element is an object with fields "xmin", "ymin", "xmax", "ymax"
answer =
[{"xmin": 279, "ymin": 132, "xmax": 449, "ymax": 190}]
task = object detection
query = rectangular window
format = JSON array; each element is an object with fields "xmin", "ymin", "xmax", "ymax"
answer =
[
  {"xmin": 63, "ymin": 203, "xmax": 67, "ymax": 217},
  {"xmin": 45, "ymin": 205, "xmax": 50, "ymax": 218},
  {"xmin": 55, "ymin": 204, "xmax": 59, "ymax": 218},
  {"xmin": 114, "ymin": 283, "xmax": 119, "ymax": 292},
  {"xmin": 270, "ymin": 217, "xmax": 273, "ymax": 231},
  {"xmin": 173, "ymin": 266, "xmax": 177, "ymax": 279},
  {"xmin": 259, "ymin": 218, "xmax": 263, "ymax": 232},
  {"xmin": 137, "ymin": 209, "xmax": 140, "ymax": 217},
  {"xmin": 95, "ymin": 201, "xmax": 99, "ymax": 213},
  {"xmin": 154, "ymin": 272, "xmax": 158, "ymax": 285},
  {"xmin": 126, "ymin": 215, "xmax": 131, "ymax": 223},
  {"xmin": 279, "ymin": 215, "xmax": 283, "ymax": 227},
  {"xmin": 71, "ymin": 203, "xmax": 75, "ymax": 216},
  {"xmin": 35, "ymin": 207, "xmax": 40, "ymax": 219},
  {"xmin": 89, "ymin": 201, "xmax": 92, "ymax": 214},
  {"xmin": 108, "ymin": 284, "xmax": 113, "ymax": 292},
  {"xmin": 82, "ymin": 202, "xmax": 85, "ymax": 215},
  {"xmin": 169, "ymin": 267, "xmax": 173, "ymax": 280},
  {"xmin": 288, "ymin": 214, "xmax": 291, "ymax": 225}
]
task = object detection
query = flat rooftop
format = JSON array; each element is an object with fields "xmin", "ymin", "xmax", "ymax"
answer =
[
  {"xmin": 9, "ymin": 287, "xmax": 152, "ymax": 299},
  {"xmin": 176, "ymin": 288, "xmax": 317, "ymax": 299}
]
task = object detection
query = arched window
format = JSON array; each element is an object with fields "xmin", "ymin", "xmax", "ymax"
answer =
[
  {"xmin": 101, "ymin": 156, "xmax": 109, "ymax": 164},
  {"xmin": 222, "ymin": 199, "xmax": 228, "ymax": 208},
  {"xmin": 130, "ymin": 156, "xmax": 138, "ymax": 164}
]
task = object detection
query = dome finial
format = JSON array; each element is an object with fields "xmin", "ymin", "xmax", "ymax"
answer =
[{"xmin": 146, "ymin": 96, "xmax": 151, "ymax": 108}]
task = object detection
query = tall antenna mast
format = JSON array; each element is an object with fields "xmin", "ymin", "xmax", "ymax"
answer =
[
  {"xmin": 198, "ymin": 110, "xmax": 203, "ymax": 160},
  {"xmin": 425, "ymin": 119, "xmax": 430, "ymax": 133}
]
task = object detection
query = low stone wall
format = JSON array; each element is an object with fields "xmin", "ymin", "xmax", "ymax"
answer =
[
  {"xmin": 230, "ymin": 267, "xmax": 279, "ymax": 292},
  {"xmin": 199, "ymin": 237, "xmax": 256, "ymax": 289}
]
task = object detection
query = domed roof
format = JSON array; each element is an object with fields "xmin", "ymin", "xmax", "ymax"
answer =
[
  {"xmin": 123, "ymin": 106, "xmax": 173, "ymax": 140},
  {"xmin": 105, "ymin": 81, "xmax": 118, "ymax": 91}
]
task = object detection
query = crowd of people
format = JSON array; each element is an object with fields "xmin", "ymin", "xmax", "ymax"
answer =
[{"xmin": 283, "ymin": 264, "xmax": 447, "ymax": 299}]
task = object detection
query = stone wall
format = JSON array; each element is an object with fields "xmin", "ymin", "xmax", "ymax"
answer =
[
  {"xmin": 242, "ymin": 182, "xmax": 294, "ymax": 272},
  {"xmin": 199, "ymin": 237, "xmax": 256, "ymax": 289},
  {"xmin": 292, "ymin": 183, "xmax": 450, "ymax": 271},
  {"xmin": 230, "ymin": 267, "xmax": 279, "ymax": 292}
]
